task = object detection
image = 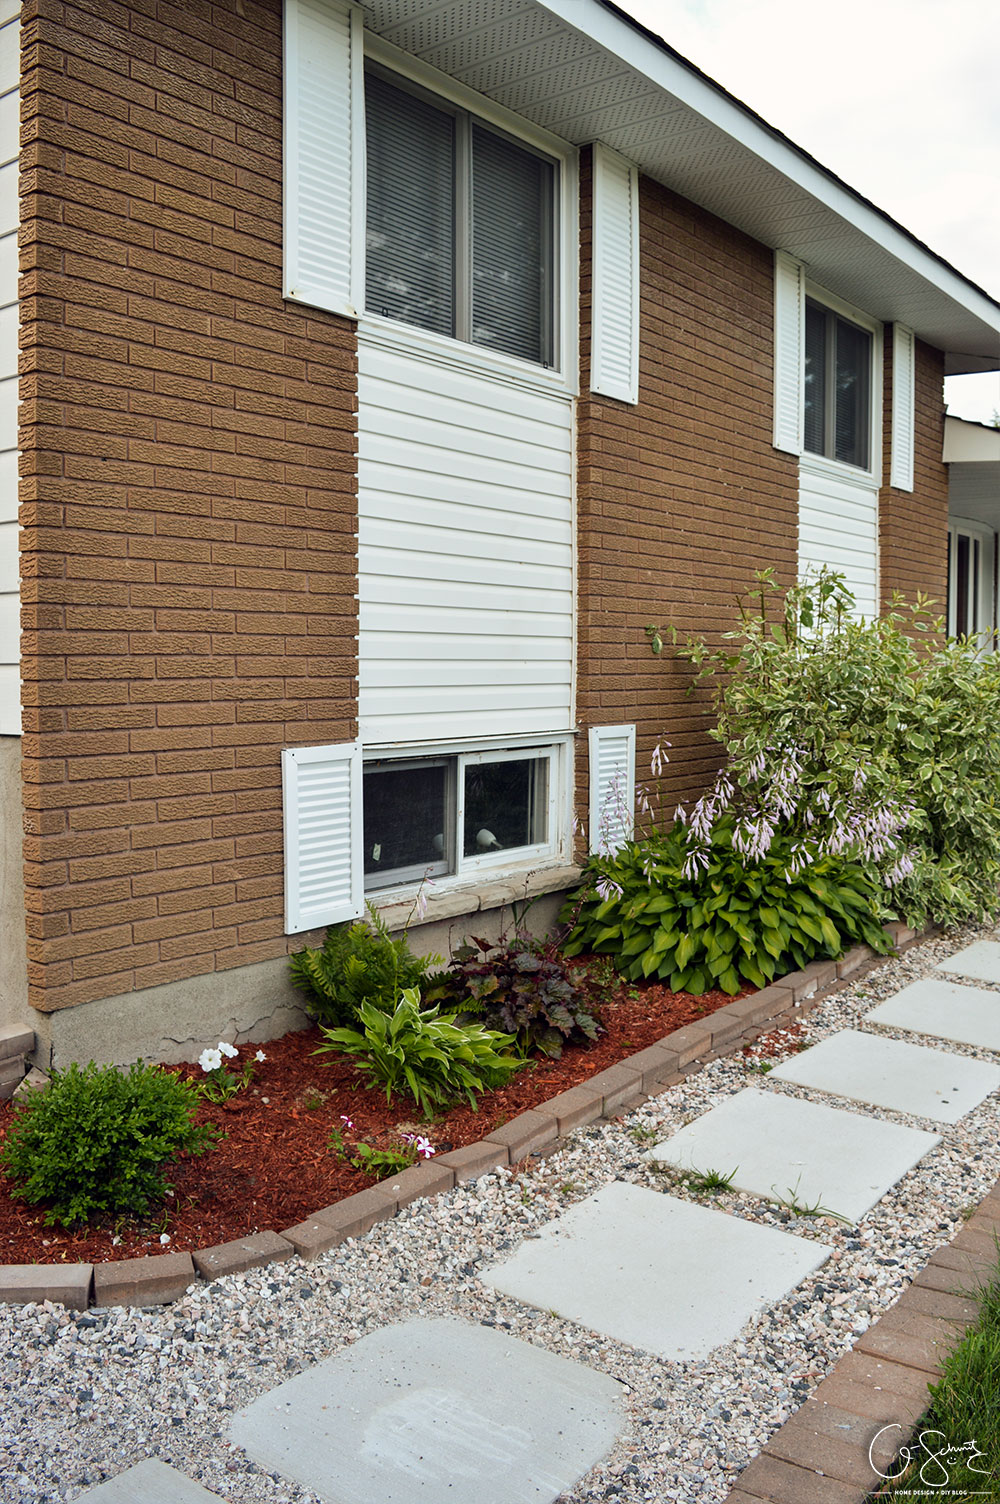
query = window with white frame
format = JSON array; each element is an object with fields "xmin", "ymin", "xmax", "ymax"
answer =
[
  {"xmin": 803, "ymin": 298, "xmax": 872, "ymax": 470},
  {"xmin": 364, "ymin": 65, "xmax": 558, "ymax": 368},
  {"xmin": 362, "ymin": 743, "xmax": 563, "ymax": 892},
  {"xmin": 947, "ymin": 520, "xmax": 995, "ymax": 647}
]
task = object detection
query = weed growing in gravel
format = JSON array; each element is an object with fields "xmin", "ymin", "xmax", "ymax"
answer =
[
  {"xmin": 687, "ymin": 1165, "xmax": 738, "ymax": 1194},
  {"xmin": 628, "ymin": 1124, "xmax": 661, "ymax": 1144}
]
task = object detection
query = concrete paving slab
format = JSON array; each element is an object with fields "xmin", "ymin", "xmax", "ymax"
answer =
[
  {"xmin": 770, "ymin": 1029, "xmax": 1000, "ymax": 1124},
  {"xmin": 936, "ymin": 940, "xmax": 1000, "ymax": 984},
  {"xmin": 641, "ymin": 1089, "xmax": 940, "ymax": 1223},
  {"xmin": 868, "ymin": 978, "xmax": 1000, "ymax": 1052},
  {"xmin": 229, "ymin": 1317, "xmax": 623, "ymax": 1504},
  {"xmin": 480, "ymin": 1181, "xmax": 832, "ymax": 1361},
  {"xmin": 76, "ymin": 1459, "xmax": 223, "ymax": 1500}
]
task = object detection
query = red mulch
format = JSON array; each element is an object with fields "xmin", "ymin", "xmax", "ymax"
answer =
[{"xmin": 0, "ymin": 962, "xmax": 753, "ymax": 1265}]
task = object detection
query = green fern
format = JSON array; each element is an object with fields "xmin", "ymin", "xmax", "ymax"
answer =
[{"xmin": 289, "ymin": 906, "xmax": 440, "ymax": 1027}]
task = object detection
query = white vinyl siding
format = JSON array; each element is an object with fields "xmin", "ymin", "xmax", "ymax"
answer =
[
  {"xmin": 890, "ymin": 323, "xmax": 916, "ymax": 492},
  {"xmin": 588, "ymin": 724, "xmax": 636, "ymax": 855},
  {"xmin": 282, "ymin": 741, "xmax": 364, "ymax": 933},
  {"xmin": 0, "ymin": 10, "xmax": 17, "ymax": 734},
  {"xmin": 798, "ymin": 458, "xmax": 879, "ymax": 619},
  {"xmin": 283, "ymin": 0, "xmax": 364, "ymax": 319},
  {"xmin": 357, "ymin": 326, "xmax": 575, "ymax": 744},
  {"xmin": 591, "ymin": 143, "xmax": 639, "ymax": 405},
  {"xmin": 773, "ymin": 250, "xmax": 805, "ymax": 455}
]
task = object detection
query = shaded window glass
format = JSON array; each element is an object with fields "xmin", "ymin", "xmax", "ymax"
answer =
[
  {"xmin": 463, "ymin": 757, "xmax": 548, "ymax": 858},
  {"xmin": 956, "ymin": 532, "xmax": 970, "ymax": 636},
  {"xmin": 363, "ymin": 761, "xmax": 449, "ymax": 887},
  {"xmin": 834, "ymin": 317, "xmax": 870, "ymax": 468},
  {"xmin": 472, "ymin": 125, "xmax": 553, "ymax": 364},
  {"xmin": 365, "ymin": 73, "xmax": 455, "ymax": 337},
  {"xmin": 803, "ymin": 300, "xmax": 871, "ymax": 469},
  {"xmin": 803, "ymin": 301, "xmax": 826, "ymax": 455}
]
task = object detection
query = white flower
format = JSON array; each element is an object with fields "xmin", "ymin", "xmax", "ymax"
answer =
[
  {"xmin": 255, "ymin": 1049, "xmax": 267, "ymax": 1062},
  {"xmin": 199, "ymin": 1047, "xmax": 223, "ymax": 1073},
  {"xmin": 218, "ymin": 1041, "xmax": 239, "ymax": 1059}
]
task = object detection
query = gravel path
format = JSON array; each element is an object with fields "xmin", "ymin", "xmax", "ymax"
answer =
[{"xmin": 3, "ymin": 924, "xmax": 1000, "ymax": 1504}]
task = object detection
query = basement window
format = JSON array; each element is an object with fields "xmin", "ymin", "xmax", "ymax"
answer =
[{"xmin": 363, "ymin": 745, "xmax": 558, "ymax": 891}]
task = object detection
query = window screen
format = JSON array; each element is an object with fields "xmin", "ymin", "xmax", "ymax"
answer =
[
  {"xmin": 365, "ymin": 73, "xmax": 455, "ymax": 338},
  {"xmin": 472, "ymin": 126, "xmax": 553, "ymax": 365},
  {"xmin": 364, "ymin": 68, "xmax": 556, "ymax": 367},
  {"xmin": 803, "ymin": 299, "xmax": 871, "ymax": 470}
]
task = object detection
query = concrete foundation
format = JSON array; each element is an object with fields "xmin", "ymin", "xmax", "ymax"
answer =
[
  {"xmin": 0, "ymin": 736, "xmax": 30, "ymax": 1037},
  {"xmin": 36, "ymin": 876, "xmax": 580, "ymax": 1069}
]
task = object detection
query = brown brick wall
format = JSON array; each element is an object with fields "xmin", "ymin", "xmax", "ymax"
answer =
[
  {"xmin": 879, "ymin": 336, "xmax": 948, "ymax": 612},
  {"xmin": 19, "ymin": 0, "xmax": 358, "ymax": 1013},
  {"xmin": 575, "ymin": 152, "xmax": 800, "ymax": 837}
]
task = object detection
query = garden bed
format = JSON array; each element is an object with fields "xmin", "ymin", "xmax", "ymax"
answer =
[{"xmin": 0, "ymin": 963, "xmax": 751, "ymax": 1266}]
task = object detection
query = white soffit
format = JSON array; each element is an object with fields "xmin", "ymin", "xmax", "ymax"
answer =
[
  {"xmin": 360, "ymin": 0, "xmax": 1000, "ymax": 373},
  {"xmin": 944, "ymin": 416, "xmax": 1000, "ymax": 464}
]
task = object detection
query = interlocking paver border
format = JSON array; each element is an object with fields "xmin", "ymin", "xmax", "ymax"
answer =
[
  {"xmin": 0, "ymin": 923, "xmax": 936, "ymax": 1312},
  {"xmin": 725, "ymin": 1181, "xmax": 1000, "ymax": 1503}
]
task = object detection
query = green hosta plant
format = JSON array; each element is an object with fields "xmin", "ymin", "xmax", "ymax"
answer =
[
  {"xmin": 563, "ymin": 816, "xmax": 889, "ymax": 995},
  {"xmin": 314, "ymin": 987, "xmax": 523, "ymax": 1117},
  {"xmin": 289, "ymin": 906, "xmax": 440, "ymax": 1027},
  {"xmin": 0, "ymin": 1060, "xmax": 216, "ymax": 1229},
  {"xmin": 663, "ymin": 567, "xmax": 1000, "ymax": 928},
  {"xmin": 432, "ymin": 931, "xmax": 602, "ymax": 1058}
]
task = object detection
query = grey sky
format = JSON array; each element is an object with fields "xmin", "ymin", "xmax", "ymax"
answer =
[{"xmin": 623, "ymin": 0, "xmax": 1000, "ymax": 424}]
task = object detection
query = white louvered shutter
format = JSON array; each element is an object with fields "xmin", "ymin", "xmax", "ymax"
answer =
[
  {"xmin": 282, "ymin": 742, "xmax": 363, "ymax": 933},
  {"xmin": 283, "ymin": 0, "xmax": 364, "ymax": 318},
  {"xmin": 588, "ymin": 724, "xmax": 636, "ymax": 854},
  {"xmin": 773, "ymin": 251, "xmax": 805, "ymax": 454},
  {"xmin": 591, "ymin": 144, "xmax": 639, "ymax": 404},
  {"xmin": 890, "ymin": 324, "xmax": 915, "ymax": 492}
]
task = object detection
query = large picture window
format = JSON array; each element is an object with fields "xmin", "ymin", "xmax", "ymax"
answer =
[
  {"xmin": 365, "ymin": 67, "xmax": 557, "ymax": 367},
  {"xmin": 804, "ymin": 298, "xmax": 872, "ymax": 469}
]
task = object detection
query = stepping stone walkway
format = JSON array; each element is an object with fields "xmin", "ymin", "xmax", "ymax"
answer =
[
  {"xmin": 230, "ymin": 1317, "xmax": 624, "ymax": 1504},
  {"xmin": 769, "ymin": 1027, "xmax": 1000, "ymax": 1123},
  {"xmin": 868, "ymin": 977, "xmax": 1000, "ymax": 1052},
  {"xmin": 73, "ymin": 937, "xmax": 1000, "ymax": 1504},
  {"xmin": 73, "ymin": 1460, "xmax": 223, "ymax": 1501},
  {"xmin": 936, "ymin": 939, "xmax": 1000, "ymax": 983},
  {"xmin": 480, "ymin": 1180, "xmax": 833, "ymax": 1360},
  {"xmin": 639, "ymin": 1087, "xmax": 941, "ymax": 1223}
]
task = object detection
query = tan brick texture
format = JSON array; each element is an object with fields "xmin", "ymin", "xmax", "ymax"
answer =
[
  {"xmin": 575, "ymin": 151, "xmax": 800, "ymax": 834},
  {"xmin": 879, "ymin": 337, "xmax": 949, "ymax": 612},
  {"xmin": 19, "ymin": 0, "xmax": 358, "ymax": 1013}
]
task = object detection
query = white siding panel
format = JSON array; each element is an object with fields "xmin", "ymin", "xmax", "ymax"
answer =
[
  {"xmin": 358, "ymin": 338, "xmax": 574, "ymax": 744},
  {"xmin": 283, "ymin": 0, "xmax": 363, "ymax": 318},
  {"xmin": 591, "ymin": 144, "xmax": 639, "ymax": 405},
  {"xmin": 589, "ymin": 724, "xmax": 635, "ymax": 854},
  {"xmin": 798, "ymin": 462, "xmax": 878, "ymax": 619},
  {"xmin": 773, "ymin": 251, "xmax": 805, "ymax": 454},
  {"xmin": 0, "ymin": 18, "xmax": 17, "ymax": 97},
  {"xmin": 0, "ymin": 17, "xmax": 15, "ymax": 736},
  {"xmin": 0, "ymin": 660, "xmax": 18, "ymax": 734},
  {"xmin": 282, "ymin": 741, "xmax": 363, "ymax": 932},
  {"xmin": 0, "ymin": 446, "xmax": 15, "ymax": 522},
  {"xmin": 0, "ymin": 160, "xmax": 14, "ymax": 236}
]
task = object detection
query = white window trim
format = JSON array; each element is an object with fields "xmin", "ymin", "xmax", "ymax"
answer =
[
  {"xmin": 360, "ymin": 33, "xmax": 579, "ymax": 395},
  {"xmin": 803, "ymin": 280, "xmax": 884, "ymax": 487},
  {"xmin": 948, "ymin": 516, "xmax": 995, "ymax": 651},
  {"xmin": 361, "ymin": 733, "xmax": 575, "ymax": 903}
]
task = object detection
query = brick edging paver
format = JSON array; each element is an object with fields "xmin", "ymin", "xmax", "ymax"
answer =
[
  {"xmin": 724, "ymin": 1183, "xmax": 1000, "ymax": 1504},
  {"xmin": 0, "ymin": 920, "xmax": 919, "ymax": 1310}
]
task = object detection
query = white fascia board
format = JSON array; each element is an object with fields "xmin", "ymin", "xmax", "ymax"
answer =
[
  {"xmin": 944, "ymin": 416, "xmax": 1000, "ymax": 464},
  {"xmin": 536, "ymin": 0, "xmax": 1000, "ymax": 345}
]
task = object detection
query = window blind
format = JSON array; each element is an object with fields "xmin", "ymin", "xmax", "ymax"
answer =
[
  {"xmin": 365, "ymin": 72, "xmax": 455, "ymax": 338},
  {"xmin": 472, "ymin": 124, "xmax": 552, "ymax": 365}
]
